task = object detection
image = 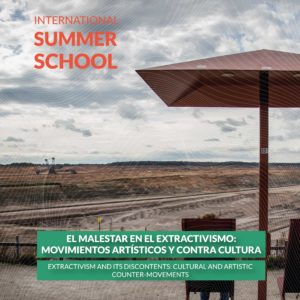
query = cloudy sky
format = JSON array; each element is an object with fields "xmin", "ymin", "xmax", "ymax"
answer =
[{"xmin": 1, "ymin": 0, "xmax": 300, "ymax": 164}]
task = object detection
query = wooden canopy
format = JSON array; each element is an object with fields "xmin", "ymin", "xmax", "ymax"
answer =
[
  {"xmin": 136, "ymin": 49, "xmax": 300, "ymax": 300},
  {"xmin": 136, "ymin": 49, "xmax": 300, "ymax": 107}
]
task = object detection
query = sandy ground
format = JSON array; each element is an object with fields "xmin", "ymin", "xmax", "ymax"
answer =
[
  {"xmin": 1, "ymin": 185, "xmax": 300, "ymax": 244},
  {"xmin": 1, "ymin": 166, "xmax": 300, "ymax": 299},
  {"xmin": 0, "ymin": 186, "xmax": 299, "ymax": 299},
  {"xmin": 0, "ymin": 263, "xmax": 293, "ymax": 300}
]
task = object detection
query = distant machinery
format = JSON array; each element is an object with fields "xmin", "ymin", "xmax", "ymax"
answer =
[
  {"xmin": 35, "ymin": 157, "xmax": 77, "ymax": 175},
  {"xmin": 48, "ymin": 157, "xmax": 56, "ymax": 174}
]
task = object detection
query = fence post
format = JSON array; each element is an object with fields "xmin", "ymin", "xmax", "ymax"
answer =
[
  {"xmin": 285, "ymin": 240, "xmax": 288, "ymax": 257},
  {"xmin": 16, "ymin": 236, "xmax": 20, "ymax": 262}
]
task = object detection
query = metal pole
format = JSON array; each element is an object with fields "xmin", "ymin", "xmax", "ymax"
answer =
[
  {"xmin": 16, "ymin": 236, "xmax": 20, "ymax": 262},
  {"xmin": 258, "ymin": 71, "xmax": 269, "ymax": 300},
  {"xmin": 110, "ymin": 217, "xmax": 113, "ymax": 231}
]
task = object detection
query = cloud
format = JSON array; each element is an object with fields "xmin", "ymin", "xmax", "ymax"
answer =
[
  {"xmin": 193, "ymin": 110, "xmax": 203, "ymax": 119},
  {"xmin": 273, "ymin": 109, "xmax": 300, "ymax": 121},
  {"xmin": 3, "ymin": 0, "xmax": 300, "ymax": 109},
  {"xmin": 146, "ymin": 147, "xmax": 257, "ymax": 161},
  {"xmin": 0, "ymin": 0, "xmax": 27, "ymax": 22},
  {"xmin": 207, "ymin": 118, "xmax": 247, "ymax": 132},
  {"xmin": 53, "ymin": 119, "xmax": 92, "ymax": 137},
  {"xmin": 275, "ymin": 147, "xmax": 300, "ymax": 154},
  {"xmin": 226, "ymin": 118, "xmax": 247, "ymax": 126},
  {"xmin": 1, "ymin": 1, "xmax": 300, "ymax": 163},
  {"xmin": 0, "ymin": 108, "xmax": 19, "ymax": 117},
  {"xmin": 4, "ymin": 136, "xmax": 24, "ymax": 142},
  {"xmin": 90, "ymin": 150, "xmax": 100, "ymax": 154},
  {"xmin": 7, "ymin": 144, "xmax": 19, "ymax": 148},
  {"xmin": 229, "ymin": 146, "xmax": 257, "ymax": 152},
  {"xmin": 270, "ymin": 135, "xmax": 285, "ymax": 141},
  {"xmin": 21, "ymin": 128, "xmax": 38, "ymax": 132},
  {"xmin": 0, "ymin": 85, "xmax": 143, "ymax": 107},
  {"xmin": 270, "ymin": 109, "xmax": 300, "ymax": 141},
  {"xmin": 10, "ymin": 9, "xmax": 27, "ymax": 21},
  {"xmin": 118, "ymin": 102, "xmax": 144, "ymax": 120},
  {"xmin": 221, "ymin": 125, "xmax": 237, "ymax": 132}
]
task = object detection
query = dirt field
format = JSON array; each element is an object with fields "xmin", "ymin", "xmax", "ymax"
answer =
[
  {"xmin": 0, "ymin": 163, "xmax": 299, "ymax": 299},
  {"xmin": 1, "ymin": 163, "xmax": 300, "ymax": 210},
  {"xmin": 1, "ymin": 164, "xmax": 300, "ymax": 241}
]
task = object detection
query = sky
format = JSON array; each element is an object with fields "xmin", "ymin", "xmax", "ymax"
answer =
[{"xmin": 1, "ymin": 0, "xmax": 300, "ymax": 164}]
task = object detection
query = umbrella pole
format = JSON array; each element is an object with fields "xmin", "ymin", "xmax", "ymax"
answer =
[{"xmin": 258, "ymin": 71, "xmax": 269, "ymax": 300}]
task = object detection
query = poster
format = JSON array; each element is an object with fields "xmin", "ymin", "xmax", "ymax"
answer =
[{"xmin": 1, "ymin": 1, "xmax": 300, "ymax": 299}]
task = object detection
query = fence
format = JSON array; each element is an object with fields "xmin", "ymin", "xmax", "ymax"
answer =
[
  {"xmin": 270, "ymin": 240, "xmax": 288, "ymax": 257},
  {"xmin": 0, "ymin": 236, "xmax": 36, "ymax": 263}
]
